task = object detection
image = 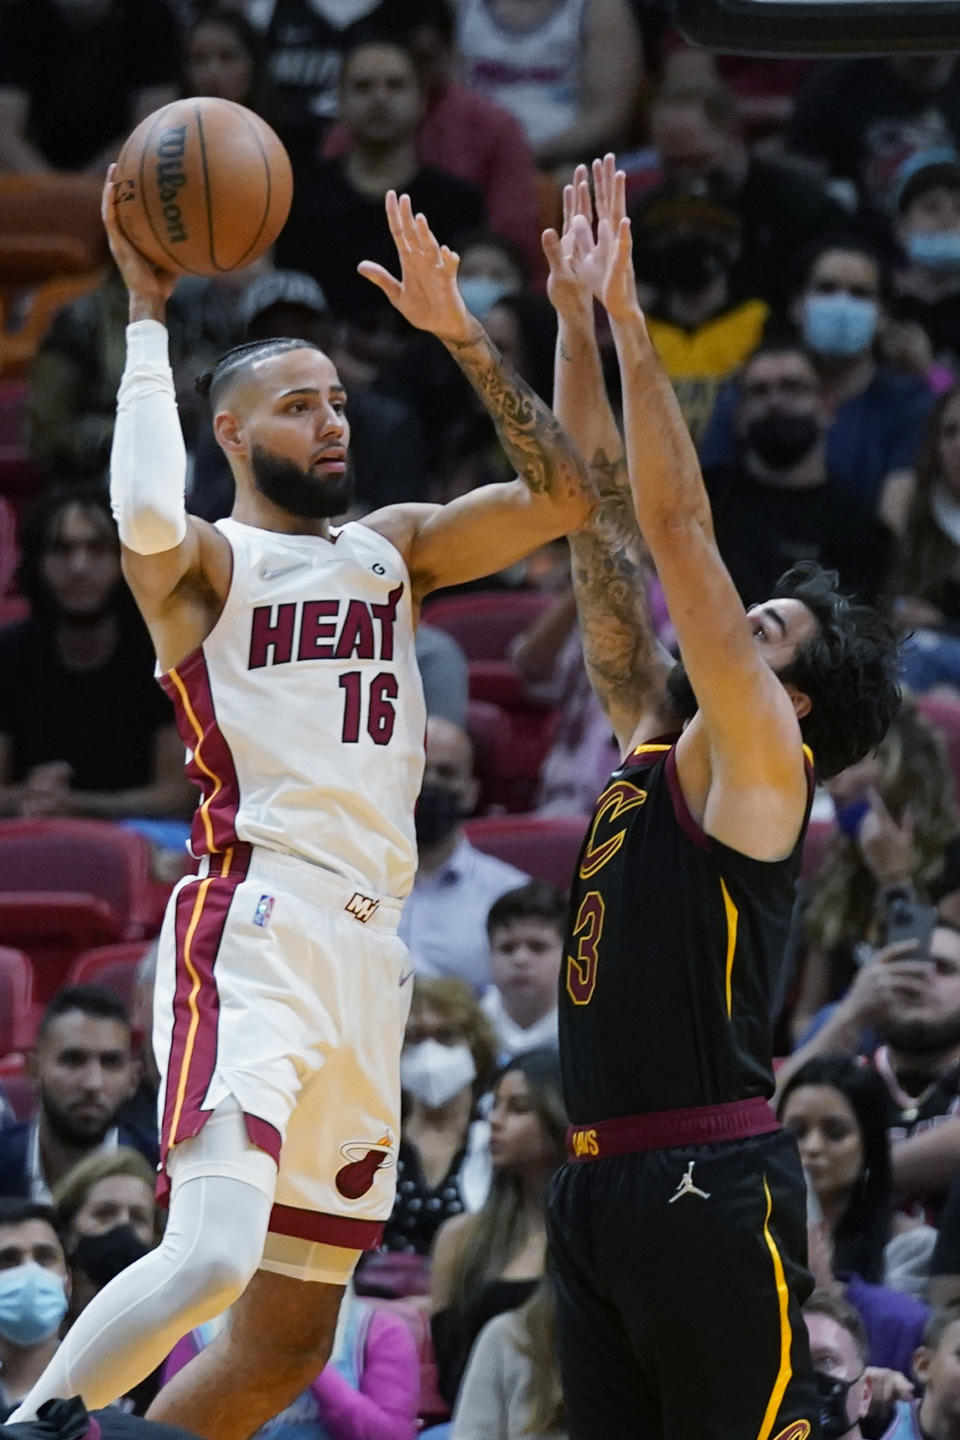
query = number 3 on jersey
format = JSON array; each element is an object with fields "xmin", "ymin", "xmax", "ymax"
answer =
[
  {"xmin": 566, "ymin": 890, "xmax": 605, "ymax": 1005},
  {"xmin": 339, "ymin": 671, "xmax": 398, "ymax": 745}
]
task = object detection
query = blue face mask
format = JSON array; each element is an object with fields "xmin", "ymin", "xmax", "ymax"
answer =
[
  {"xmin": 802, "ymin": 293, "xmax": 879, "ymax": 357},
  {"xmin": 0, "ymin": 1263, "xmax": 68, "ymax": 1346},
  {"xmin": 906, "ymin": 230, "xmax": 960, "ymax": 271},
  {"xmin": 458, "ymin": 276, "xmax": 513, "ymax": 318}
]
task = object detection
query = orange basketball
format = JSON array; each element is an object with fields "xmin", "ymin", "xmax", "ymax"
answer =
[{"xmin": 114, "ymin": 98, "xmax": 293, "ymax": 277}]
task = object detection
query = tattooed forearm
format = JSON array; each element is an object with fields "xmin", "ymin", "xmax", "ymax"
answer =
[
  {"xmin": 445, "ymin": 328, "xmax": 592, "ymax": 514},
  {"xmin": 570, "ymin": 446, "xmax": 670, "ymax": 724}
]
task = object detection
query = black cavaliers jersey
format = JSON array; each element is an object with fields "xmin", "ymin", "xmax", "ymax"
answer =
[{"xmin": 559, "ymin": 737, "xmax": 812, "ymax": 1124}]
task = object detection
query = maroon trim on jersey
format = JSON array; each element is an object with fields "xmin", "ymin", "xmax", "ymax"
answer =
[
  {"xmin": 664, "ymin": 746, "xmax": 710, "ymax": 850},
  {"xmin": 567, "ymin": 1096, "xmax": 780, "ymax": 1161},
  {"xmin": 160, "ymin": 647, "xmax": 242, "ymax": 856},
  {"xmin": 155, "ymin": 1105, "xmax": 280, "ymax": 1207},
  {"xmin": 268, "ymin": 1203, "xmax": 385, "ymax": 1251},
  {"xmin": 158, "ymin": 848, "xmax": 250, "ymax": 1177}
]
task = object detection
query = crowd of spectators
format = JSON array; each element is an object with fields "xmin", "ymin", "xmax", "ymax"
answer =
[{"xmin": 9, "ymin": 1, "xmax": 960, "ymax": 1436}]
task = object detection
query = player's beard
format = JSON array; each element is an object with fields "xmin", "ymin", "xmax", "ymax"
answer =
[
  {"xmin": 251, "ymin": 444, "xmax": 354, "ymax": 519},
  {"xmin": 875, "ymin": 1006, "xmax": 960, "ymax": 1056}
]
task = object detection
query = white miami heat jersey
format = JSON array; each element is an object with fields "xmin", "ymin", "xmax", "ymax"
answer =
[{"xmin": 159, "ymin": 517, "xmax": 426, "ymax": 900}]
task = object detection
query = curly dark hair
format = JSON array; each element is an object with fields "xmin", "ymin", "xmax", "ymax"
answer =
[{"xmin": 773, "ymin": 563, "xmax": 901, "ymax": 780}]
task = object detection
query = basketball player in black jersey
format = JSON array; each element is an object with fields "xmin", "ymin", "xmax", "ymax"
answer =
[{"xmin": 541, "ymin": 156, "xmax": 901, "ymax": 1440}]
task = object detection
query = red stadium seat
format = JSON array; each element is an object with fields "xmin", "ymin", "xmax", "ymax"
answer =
[
  {"xmin": 463, "ymin": 814, "xmax": 584, "ymax": 891},
  {"xmin": 0, "ymin": 893, "xmax": 123, "ymax": 1006},
  {"xmin": 0, "ymin": 819, "xmax": 155, "ymax": 935},
  {"xmin": 422, "ymin": 590, "xmax": 555, "ymax": 661},
  {"xmin": 67, "ymin": 940, "xmax": 150, "ymax": 1009},
  {"xmin": 0, "ymin": 945, "xmax": 33, "ymax": 1056},
  {"xmin": 467, "ymin": 664, "xmax": 558, "ymax": 813}
]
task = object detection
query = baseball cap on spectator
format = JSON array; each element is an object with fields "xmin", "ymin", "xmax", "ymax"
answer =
[
  {"xmin": 238, "ymin": 271, "xmax": 329, "ymax": 331},
  {"xmin": 634, "ymin": 177, "xmax": 742, "ymax": 240},
  {"xmin": 894, "ymin": 147, "xmax": 960, "ymax": 214}
]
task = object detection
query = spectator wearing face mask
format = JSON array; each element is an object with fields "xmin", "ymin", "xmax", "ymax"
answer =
[
  {"xmin": 701, "ymin": 237, "xmax": 936, "ymax": 534},
  {"xmin": 0, "ymin": 1201, "xmax": 70, "ymax": 1420},
  {"xmin": 637, "ymin": 81, "xmax": 846, "ymax": 310},
  {"xmin": 633, "ymin": 181, "xmax": 769, "ymax": 445},
  {"xmin": 481, "ymin": 883, "xmax": 565, "ymax": 1063},
  {"xmin": 803, "ymin": 1291, "xmax": 874, "ymax": 1440},
  {"xmin": 703, "ymin": 340, "xmax": 891, "ymax": 606},
  {"xmin": 398, "ymin": 718, "xmax": 530, "ymax": 990},
  {"xmin": 52, "ymin": 1150, "xmax": 159, "ymax": 1415},
  {"xmin": 890, "ymin": 150, "xmax": 960, "ymax": 382},
  {"xmin": 365, "ymin": 978, "xmax": 499, "ymax": 1282}
]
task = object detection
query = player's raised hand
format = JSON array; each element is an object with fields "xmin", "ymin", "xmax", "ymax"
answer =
[
  {"xmin": 543, "ymin": 163, "xmax": 595, "ymax": 317},
  {"xmin": 358, "ymin": 191, "xmax": 479, "ymax": 346},
  {"xmin": 597, "ymin": 205, "xmax": 644, "ymax": 328},
  {"xmin": 101, "ymin": 166, "xmax": 178, "ymax": 304}
]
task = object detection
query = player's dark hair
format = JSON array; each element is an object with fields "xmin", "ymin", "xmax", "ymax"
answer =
[
  {"xmin": 0, "ymin": 1198, "xmax": 64, "ymax": 1246},
  {"xmin": 924, "ymin": 1300, "xmax": 960, "ymax": 1350},
  {"xmin": 38, "ymin": 986, "xmax": 131, "ymax": 1043},
  {"xmin": 803, "ymin": 1289, "xmax": 870, "ymax": 1367},
  {"xmin": 196, "ymin": 338, "xmax": 321, "ymax": 410},
  {"xmin": 487, "ymin": 881, "xmax": 568, "ymax": 941},
  {"xmin": 771, "ymin": 562, "xmax": 901, "ymax": 780},
  {"xmin": 778, "ymin": 1055, "xmax": 893, "ymax": 1284}
]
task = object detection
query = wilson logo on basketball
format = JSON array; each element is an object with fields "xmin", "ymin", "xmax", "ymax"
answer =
[
  {"xmin": 771, "ymin": 1422, "xmax": 811, "ymax": 1440},
  {"xmin": 335, "ymin": 1132, "xmax": 395, "ymax": 1199},
  {"xmin": 155, "ymin": 125, "xmax": 188, "ymax": 244}
]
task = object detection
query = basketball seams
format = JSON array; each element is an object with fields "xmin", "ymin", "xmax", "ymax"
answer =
[
  {"xmin": 194, "ymin": 103, "xmax": 220, "ymax": 273},
  {"xmin": 228, "ymin": 105, "xmax": 275, "ymax": 271}
]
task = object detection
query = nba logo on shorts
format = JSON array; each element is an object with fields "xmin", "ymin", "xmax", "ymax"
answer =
[{"xmin": 253, "ymin": 894, "xmax": 274, "ymax": 928}]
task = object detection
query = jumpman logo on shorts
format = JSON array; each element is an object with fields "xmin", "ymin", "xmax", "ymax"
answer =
[{"xmin": 668, "ymin": 1160, "xmax": 711, "ymax": 1203}]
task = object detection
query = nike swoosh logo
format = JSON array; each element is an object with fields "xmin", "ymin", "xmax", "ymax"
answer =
[
  {"xmin": 399, "ymin": 970, "xmax": 414, "ymax": 987},
  {"xmin": 260, "ymin": 561, "xmax": 309, "ymax": 580}
]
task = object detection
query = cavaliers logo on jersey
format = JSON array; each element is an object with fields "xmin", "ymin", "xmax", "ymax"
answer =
[
  {"xmin": 579, "ymin": 780, "xmax": 647, "ymax": 879},
  {"xmin": 772, "ymin": 1423, "xmax": 811, "ymax": 1440}
]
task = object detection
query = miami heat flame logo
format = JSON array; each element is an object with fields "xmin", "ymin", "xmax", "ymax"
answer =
[{"xmin": 334, "ymin": 1131, "xmax": 395, "ymax": 1198}]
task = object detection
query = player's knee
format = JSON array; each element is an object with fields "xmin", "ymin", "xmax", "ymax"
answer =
[{"xmin": 182, "ymin": 1235, "xmax": 260, "ymax": 1314}]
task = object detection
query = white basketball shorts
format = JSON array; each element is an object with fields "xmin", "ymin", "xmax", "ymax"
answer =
[{"xmin": 153, "ymin": 842, "xmax": 413, "ymax": 1262}]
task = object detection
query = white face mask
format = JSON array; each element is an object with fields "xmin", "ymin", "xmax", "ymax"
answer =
[{"xmin": 401, "ymin": 1040, "xmax": 476, "ymax": 1109}]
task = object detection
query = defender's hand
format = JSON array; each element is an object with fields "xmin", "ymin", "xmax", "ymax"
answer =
[
  {"xmin": 358, "ymin": 191, "xmax": 479, "ymax": 346},
  {"xmin": 101, "ymin": 166, "xmax": 178, "ymax": 307}
]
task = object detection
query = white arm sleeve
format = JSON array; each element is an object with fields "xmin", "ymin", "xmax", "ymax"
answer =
[{"xmin": 110, "ymin": 318, "xmax": 189, "ymax": 555}]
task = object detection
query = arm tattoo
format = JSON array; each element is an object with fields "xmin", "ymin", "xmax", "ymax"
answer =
[
  {"xmin": 570, "ymin": 446, "xmax": 669, "ymax": 722},
  {"xmin": 446, "ymin": 329, "xmax": 589, "ymax": 507}
]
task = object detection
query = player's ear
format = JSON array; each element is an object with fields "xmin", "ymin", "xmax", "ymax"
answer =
[
  {"xmin": 783, "ymin": 682, "xmax": 811, "ymax": 722},
  {"xmin": 214, "ymin": 409, "xmax": 246, "ymax": 455}
]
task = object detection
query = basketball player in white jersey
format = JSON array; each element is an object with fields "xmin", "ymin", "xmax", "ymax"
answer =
[{"xmin": 7, "ymin": 179, "xmax": 595, "ymax": 1438}]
